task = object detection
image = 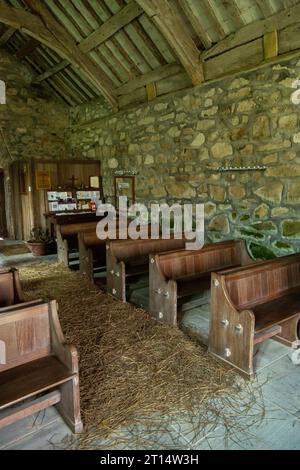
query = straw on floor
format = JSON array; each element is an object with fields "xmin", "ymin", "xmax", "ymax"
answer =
[{"xmin": 19, "ymin": 262, "xmax": 263, "ymax": 449}]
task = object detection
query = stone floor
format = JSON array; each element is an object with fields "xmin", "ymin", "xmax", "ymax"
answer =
[{"xmin": 1, "ymin": 239, "xmax": 300, "ymax": 450}]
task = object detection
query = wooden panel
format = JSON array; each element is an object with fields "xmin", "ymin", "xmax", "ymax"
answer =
[
  {"xmin": 0, "ymin": 390, "xmax": 61, "ymax": 428},
  {"xmin": 279, "ymin": 23, "xmax": 300, "ymax": 55},
  {"xmin": 205, "ymin": 38, "xmax": 263, "ymax": 80},
  {"xmin": 57, "ymin": 161, "xmax": 101, "ymax": 189}
]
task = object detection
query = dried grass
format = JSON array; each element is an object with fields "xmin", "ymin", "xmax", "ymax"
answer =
[{"xmin": 19, "ymin": 262, "xmax": 263, "ymax": 449}]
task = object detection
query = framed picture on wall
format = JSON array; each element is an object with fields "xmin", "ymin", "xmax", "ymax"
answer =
[
  {"xmin": 36, "ymin": 170, "xmax": 51, "ymax": 190},
  {"xmin": 90, "ymin": 175, "xmax": 100, "ymax": 189},
  {"xmin": 114, "ymin": 176, "xmax": 135, "ymax": 210}
]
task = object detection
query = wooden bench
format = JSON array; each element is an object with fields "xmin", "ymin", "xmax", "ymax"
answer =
[
  {"xmin": 0, "ymin": 299, "xmax": 82, "ymax": 432},
  {"xmin": 55, "ymin": 213, "xmax": 107, "ymax": 267},
  {"xmin": 149, "ymin": 239, "xmax": 254, "ymax": 327},
  {"xmin": 0, "ymin": 268, "xmax": 24, "ymax": 308},
  {"xmin": 79, "ymin": 222, "xmax": 154, "ymax": 285},
  {"xmin": 106, "ymin": 237, "xmax": 186, "ymax": 302},
  {"xmin": 209, "ymin": 253, "xmax": 300, "ymax": 378}
]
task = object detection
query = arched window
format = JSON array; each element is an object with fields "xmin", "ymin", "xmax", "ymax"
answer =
[
  {"xmin": 0, "ymin": 340, "xmax": 6, "ymax": 364},
  {"xmin": 0, "ymin": 80, "xmax": 6, "ymax": 104}
]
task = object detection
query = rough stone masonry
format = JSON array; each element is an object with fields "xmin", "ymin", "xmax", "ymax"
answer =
[
  {"xmin": 0, "ymin": 48, "xmax": 68, "ymax": 168},
  {"xmin": 66, "ymin": 56, "xmax": 300, "ymax": 258}
]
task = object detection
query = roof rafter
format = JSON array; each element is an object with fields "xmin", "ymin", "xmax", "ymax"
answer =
[
  {"xmin": 135, "ymin": 0, "xmax": 204, "ymax": 85},
  {"xmin": 33, "ymin": 1, "xmax": 144, "ymax": 85},
  {"xmin": 0, "ymin": 0, "xmax": 117, "ymax": 107},
  {"xmin": 0, "ymin": 26, "xmax": 16, "ymax": 46}
]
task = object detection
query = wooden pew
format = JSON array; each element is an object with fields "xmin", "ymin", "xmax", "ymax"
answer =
[
  {"xmin": 106, "ymin": 237, "xmax": 186, "ymax": 302},
  {"xmin": 79, "ymin": 222, "xmax": 154, "ymax": 285},
  {"xmin": 78, "ymin": 230, "xmax": 106, "ymax": 284},
  {"xmin": 56, "ymin": 219, "xmax": 100, "ymax": 267},
  {"xmin": 0, "ymin": 268, "xmax": 24, "ymax": 307},
  {"xmin": 0, "ymin": 299, "xmax": 82, "ymax": 433},
  {"xmin": 209, "ymin": 253, "xmax": 300, "ymax": 378},
  {"xmin": 149, "ymin": 239, "xmax": 254, "ymax": 327}
]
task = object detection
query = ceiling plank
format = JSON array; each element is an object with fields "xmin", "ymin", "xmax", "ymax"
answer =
[
  {"xmin": 180, "ymin": 1, "xmax": 212, "ymax": 49},
  {"xmin": 32, "ymin": 1, "xmax": 145, "ymax": 86},
  {"xmin": 15, "ymin": 37, "xmax": 40, "ymax": 59},
  {"xmin": 202, "ymin": 0, "xmax": 227, "ymax": 39},
  {"xmin": 136, "ymin": 0, "xmax": 204, "ymax": 85},
  {"xmin": 0, "ymin": 26, "xmax": 16, "ymax": 46},
  {"xmin": 33, "ymin": 59, "xmax": 69, "ymax": 83},
  {"xmin": 203, "ymin": 2, "xmax": 300, "ymax": 60},
  {"xmin": 0, "ymin": 1, "xmax": 117, "ymax": 107},
  {"xmin": 80, "ymin": 1, "xmax": 143, "ymax": 52},
  {"xmin": 221, "ymin": 0, "xmax": 245, "ymax": 29}
]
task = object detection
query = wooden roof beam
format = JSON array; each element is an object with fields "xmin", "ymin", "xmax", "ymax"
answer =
[
  {"xmin": 0, "ymin": 1, "xmax": 117, "ymax": 107},
  {"xmin": 180, "ymin": 1, "xmax": 212, "ymax": 49},
  {"xmin": 80, "ymin": 1, "xmax": 143, "ymax": 52},
  {"xmin": 32, "ymin": 1, "xmax": 143, "ymax": 86},
  {"xmin": 203, "ymin": 2, "xmax": 300, "ymax": 60},
  {"xmin": 0, "ymin": 26, "xmax": 16, "ymax": 46},
  {"xmin": 136, "ymin": 0, "xmax": 204, "ymax": 85}
]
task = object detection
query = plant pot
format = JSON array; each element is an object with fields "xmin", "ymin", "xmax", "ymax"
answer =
[{"xmin": 27, "ymin": 241, "xmax": 47, "ymax": 257}]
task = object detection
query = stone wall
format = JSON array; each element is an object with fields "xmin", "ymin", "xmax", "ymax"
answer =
[
  {"xmin": 0, "ymin": 48, "xmax": 68, "ymax": 168},
  {"xmin": 68, "ymin": 57, "xmax": 300, "ymax": 256}
]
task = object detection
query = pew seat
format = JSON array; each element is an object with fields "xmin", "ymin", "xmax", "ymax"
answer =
[{"xmin": 0, "ymin": 356, "xmax": 72, "ymax": 409}]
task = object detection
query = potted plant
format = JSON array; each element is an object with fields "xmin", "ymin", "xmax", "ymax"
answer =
[{"xmin": 27, "ymin": 227, "xmax": 53, "ymax": 257}]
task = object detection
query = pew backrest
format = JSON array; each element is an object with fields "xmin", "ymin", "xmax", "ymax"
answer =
[
  {"xmin": 107, "ymin": 237, "xmax": 186, "ymax": 264},
  {"xmin": 0, "ymin": 301, "xmax": 52, "ymax": 372},
  {"xmin": 152, "ymin": 239, "xmax": 253, "ymax": 282},
  {"xmin": 217, "ymin": 253, "xmax": 300, "ymax": 311}
]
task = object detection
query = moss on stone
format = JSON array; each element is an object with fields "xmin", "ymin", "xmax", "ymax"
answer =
[
  {"xmin": 249, "ymin": 243, "xmax": 276, "ymax": 260},
  {"xmin": 239, "ymin": 229, "xmax": 264, "ymax": 240},
  {"xmin": 274, "ymin": 241, "xmax": 292, "ymax": 249},
  {"xmin": 282, "ymin": 220, "xmax": 300, "ymax": 238},
  {"xmin": 250, "ymin": 221, "xmax": 277, "ymax": 232},
  {"xmin": 240, "ymin": 214, "xmax": 250, "ymax": 222}
]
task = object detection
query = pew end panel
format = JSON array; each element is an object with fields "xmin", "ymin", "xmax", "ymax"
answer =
[
  {"xmin": 78, "ymin": 232, "xmax": 94, "ymax": 284},
  {"xmin": 149, "ymin": 253, "xmax": 178, "ymax": 326},
  {"xmin": 78, "ymin": 232, "xmax": 106, "ymax": 285},
  {"xmin": 0, "ymin": 268, "xmax": 24, "ymax": 308},
  {"xmin": 209, "ymin": 272, "xmax": 256, "ymax": 378},
  {"xmin": 0, "ymin": 300, "xmax": 83, "ymax": 433},
  {"xmin": 106, "ymin": 242, "xmax": 126, "ymax": 301},
  {"xmin": 56, "ymin": 225, "xmax": 69, "ymax": 266}
]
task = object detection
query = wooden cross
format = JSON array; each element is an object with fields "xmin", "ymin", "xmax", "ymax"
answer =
[{"xmin": 68, "ymin": 175, "xmax": 78, "ymax": 189}]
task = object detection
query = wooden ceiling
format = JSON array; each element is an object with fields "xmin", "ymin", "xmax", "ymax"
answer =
[{"xmin": 0, "ymin": 0, "xmax": 299, "ymax": 108}]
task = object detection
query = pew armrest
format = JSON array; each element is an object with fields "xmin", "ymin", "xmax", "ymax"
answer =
[{"xmin": 49, "ymin": 300, "xmax": 79, "ymax": 374}]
